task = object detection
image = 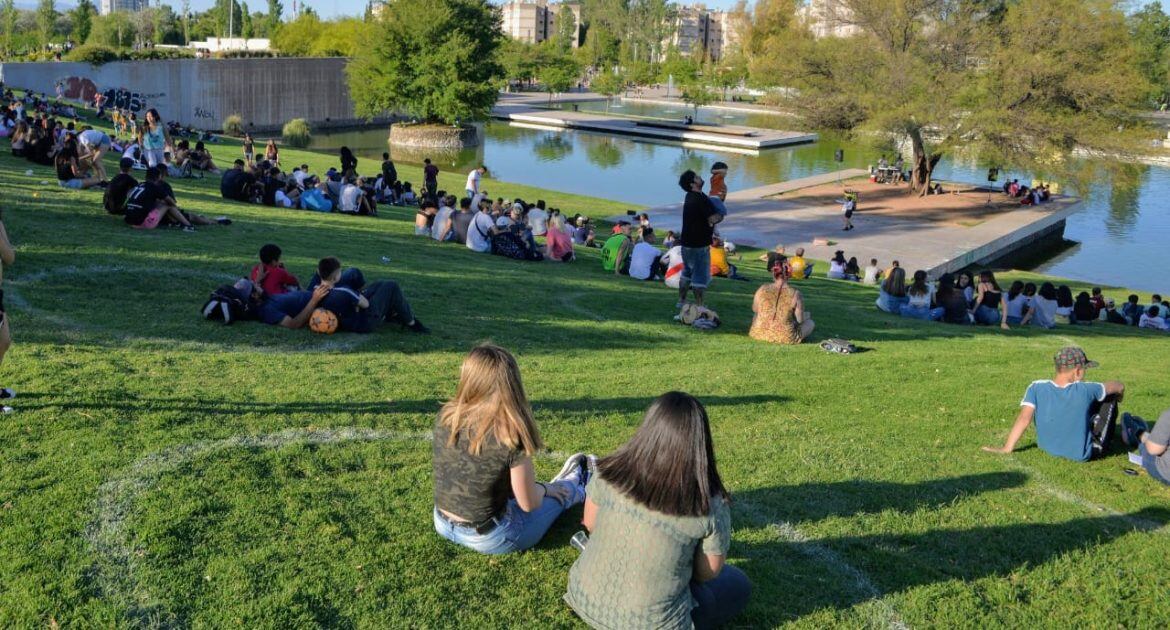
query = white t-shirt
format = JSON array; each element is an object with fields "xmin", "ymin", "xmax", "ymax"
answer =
[
  {"xmin": 339, "ymin": 184, "xmax": 362, "ymax": 213},
  {"xmin": 629, "ymin": 242, "xmax": 662, "ymax": 280},
  {"xmin": 661, "ymin": 246, "xmax": 684, "ymax": 289},
  {"xmin": 527, "ymin": 208, "xmax": 548, "ymax": 236},
  {"xmin": 828, "ymin": 260, "xmax": 846, "ymax": 279},
  {"xmin": 496, "ymin": 216, "xmax": 514, "ymax": 228},
  {"xmin": 1006, "ymin": 294, "xmax": 1030, "ymax": 319},
  {"xmin": 862, "ymin": 265, "xmax": 880, "ymax": 285},
  {"xmin": 293, "ymin": 170, "xmax": 309, "ymax": 187},
  {"xmin": 432, "ymin": 206, "xmax": 455, "ymax": 240},
  {"xmin": 1140, "ymin": 314, "xmax": 1168, "ymax": 330},
  {"xmin": 466, "ymin": 169, "xmax": 481, "ymax": 193},
  {"xmin": 467, "ymin": 211, "xmax": 495, "ymax": 253},
  {"xmin": 78, "ymin": 129, "xmax": 110, "ymax": 149},
  {"xmin": 274, "ymin": 189, "xmax": 295, "ymax": 208}
]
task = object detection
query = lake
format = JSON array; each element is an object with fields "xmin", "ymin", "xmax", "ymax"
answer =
[{"xmin": 311, "ymin": 105, "xmax": 1170, "ymax": 293}]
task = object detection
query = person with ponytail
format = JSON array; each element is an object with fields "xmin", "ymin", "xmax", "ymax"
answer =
[{"xmin": 748, "ymin": 252, "xmax": 815, "ymax": 344}]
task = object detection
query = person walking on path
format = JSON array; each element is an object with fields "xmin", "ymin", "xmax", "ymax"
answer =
[{"xmin": 677, "ymin": 170, "xmax": 720, "ymax": 309}]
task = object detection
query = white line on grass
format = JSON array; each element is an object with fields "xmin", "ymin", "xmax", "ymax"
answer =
[
  {"xmin": 7, "ymin": 264, "xmax": 374, "ymax": 353},
  {"xmin": 86, "ymin": 427, "xmax": 572, "ymax": 626},
  {"xmin": 735, "ymin": 498, "xmax": 910, "ymax": 630}
]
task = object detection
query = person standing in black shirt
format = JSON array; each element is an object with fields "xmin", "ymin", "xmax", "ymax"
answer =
[{"xmin": 677, "ymin": 170, "xmax": 720, "ymax": 308}]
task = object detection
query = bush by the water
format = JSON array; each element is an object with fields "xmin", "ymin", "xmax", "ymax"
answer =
[
  {"xmin": 65, "ymin": 44, "xmax": 121, "ymax": 65},
  {"xmin": 222, "ymin": 114, "xmax": 245, "ymax": 137},
  {"xmin": 282, "ymin": 118, "xmax": 312, "ymax": 148}
]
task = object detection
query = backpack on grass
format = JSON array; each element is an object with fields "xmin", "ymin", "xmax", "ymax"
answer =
[
  {"xmin": 679, "ymin": 303, "xmax": 720, "ymax": 330},
  {"xmin": 819, "ymin": 338, "xmax": 858, "ymax": 354},
  {"xmin": 201, "ymin": 283, "xmax": 258, "ymax": 325}
]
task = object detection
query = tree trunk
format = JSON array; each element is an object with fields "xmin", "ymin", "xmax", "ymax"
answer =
[{"xmin": 908, "ymin": 127, "xmax": 942, "ymax": 197}]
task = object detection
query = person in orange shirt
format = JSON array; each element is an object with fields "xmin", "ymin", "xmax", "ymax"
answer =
[{"xmin": 708, "ymin": 162, "xmax": 728, "ymax": 221}]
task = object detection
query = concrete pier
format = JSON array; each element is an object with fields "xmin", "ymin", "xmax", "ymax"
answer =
[{"xmin": 613, "ymin": 172, "xmax": 1083, "ymax": 278}]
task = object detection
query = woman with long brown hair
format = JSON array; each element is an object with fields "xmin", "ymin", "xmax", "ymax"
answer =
[
  {"xmin": 565, "ymin": 392, "xmax": 750, "ymax": 629},
  {"xmin": 432, "ymin": 344, "xmax": 590, "ymax": 554}
]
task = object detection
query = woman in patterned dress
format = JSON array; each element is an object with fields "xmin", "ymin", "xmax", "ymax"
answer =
[{"xmin": 749, "ymin": 252, "xmax": 815, "ymax": 345}]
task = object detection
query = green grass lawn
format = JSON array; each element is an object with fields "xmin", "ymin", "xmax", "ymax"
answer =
[{"xmin": 1, "ymin": 114, "xmax": 1169, "ymax": 628}]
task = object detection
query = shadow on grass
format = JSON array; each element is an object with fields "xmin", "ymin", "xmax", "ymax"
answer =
[{"xmin": 731, "ymin": 475, "xmax": 1170, "ymax": 624}]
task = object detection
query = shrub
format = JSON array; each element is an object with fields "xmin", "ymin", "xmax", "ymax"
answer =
[
  {"xmin": 65, "ymin": 44, "xmax": 121, "ymax": 66},
  {"xmin": 282, "ymin": 118, "xmax": 312, "ymax": 148},
  {"xmin": 127, "ymin": 48, "xmax": 195, "ymax": 61},
  {"xmin": 222, "ymin": 114, "xmax": 245, "ymax": 137}
]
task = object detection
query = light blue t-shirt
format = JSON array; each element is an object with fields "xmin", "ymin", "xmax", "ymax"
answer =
[{"xmin": 1021, "ymin": 380, "xmax": 1106, "ymax": 461}]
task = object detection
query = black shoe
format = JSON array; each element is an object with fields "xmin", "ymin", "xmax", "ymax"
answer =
[
  {"xmin": 1122, "ymin": 413, "xmax": 1148, "ymax": 447},
  {"xmin": 408, "ymin": 319, "xmax": 430, "ymax": 334}
]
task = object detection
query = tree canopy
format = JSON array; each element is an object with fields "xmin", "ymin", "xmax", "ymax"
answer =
[{"xmin": 347, "ymin": 0, "xmax": 503, "ymax": 125}]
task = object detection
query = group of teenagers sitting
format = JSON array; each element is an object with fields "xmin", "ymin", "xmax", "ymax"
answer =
[
  {"xmin": 1002, "ymin": 178, "xmax": 1053, "ymax": 207},
  {"xmin": 873, "ymin": 266, "xmax": 1169, "ymax": 331},
  {"xmin": 209, "ymin": 244, "xmax": 430, "ymax": 334},
  {"xmin": 430, "ymin": 344, "xmax": 750, "ymax": 628}
]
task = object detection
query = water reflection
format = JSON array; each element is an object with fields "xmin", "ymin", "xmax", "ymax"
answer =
[
  {"xmin": 1105, "ymin": 163, "xmax": 1144, "ymax": 238},
  {"xmin": 533, "ymin": 134, "xmax": 574, "ymax": 162},
  {"xmin": 585, "ymin": 138, "xmax": 624, "ymax": 169}
]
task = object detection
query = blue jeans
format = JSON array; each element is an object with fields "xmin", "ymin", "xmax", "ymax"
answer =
[
  {"xmin": 1006, "ymin": 315, "xmax": 1023, "ymax": 325},
  {"xmin": 876, "ymin": 291, "xmax": 908, "ymax": 315},
  {"xmin": 901, "ymin": 304, "xmax": 944, "ymax": 321},
  {"xmin": 433, "ymin": 480, "xmax": 581, "ymax": 554},
  {"xmin": 680, "ymin": 246, "xmax": 712, "ymax": 290},
  {"xmin": 709, "ymin": 196, "xmax": 728, "ymax": 216},
  {"xmin": 691, "ymin": 565, "xmax": 752, "ymax": 629},
  {"xmin": 973, "ymin": 305, "xmax": 1001, "ymax": 325},
  {"xmin": 1140, "ymin": 444, "xmax": 1170, "ymax": 486}
]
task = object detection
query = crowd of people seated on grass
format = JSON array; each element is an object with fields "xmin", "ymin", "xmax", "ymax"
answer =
[{"xmin": 869, "ymin": 265, "xmax": 1170, "ymax": 332}]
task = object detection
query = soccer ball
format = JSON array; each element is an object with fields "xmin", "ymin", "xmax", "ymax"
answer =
[{"xmin": 309, "ymin": 308, "xmax": 338, "ymax": 334}]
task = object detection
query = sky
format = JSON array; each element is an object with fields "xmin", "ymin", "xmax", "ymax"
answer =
[{"xmin": 19, "ymin": 0, "xmax": 1170, "ymax": 22}]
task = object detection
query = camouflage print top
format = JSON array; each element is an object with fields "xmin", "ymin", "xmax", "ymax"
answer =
[{"xmin": 432, "ymin": 416, "xmax": 524, "ymax": 524}]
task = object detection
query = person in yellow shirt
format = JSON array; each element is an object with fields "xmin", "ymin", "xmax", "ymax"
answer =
[
  {"xmin": 710, "ymin": 238, "xmax": 730, "ymax": 277},
  {"xmin": 788, "ymin": 247, "xmax": 814, "ymax": 280}
]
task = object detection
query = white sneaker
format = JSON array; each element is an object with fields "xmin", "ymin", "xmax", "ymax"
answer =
[
  {"xmin": 552, "ymin": 452, "xmax": 586, "ymax": 485},
  {"xmin": 0, "ymin": 388, "xmax": 14, "ymax": 400},
  {"xmin": 584, "ymin": 454, "xmax": 599, "ymax": 485},
  {"xmin": 1, "ymin": 406, "xmax": 12, "ymax": 413}
]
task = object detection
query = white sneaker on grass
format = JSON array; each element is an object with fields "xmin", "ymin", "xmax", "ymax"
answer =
[
  {"xmin": 552, "ymin": 453, "xmax": 586, "ymax": 485},
  {"xmin": 0, "ymin": 388, "xmax": 14, "ymax": 400}
]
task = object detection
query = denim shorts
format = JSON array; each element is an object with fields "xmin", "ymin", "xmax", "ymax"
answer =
[
  {"xmin": 680, "ymin": 246, "xmax": 711, "ymax": 289},
  {"xmin": 58, "ymin": 179, "xmax": 84, "ymax": 189},
  {"xmin": 1141, "ymin": 444, "xmax": 1170, "ymax": 486}
]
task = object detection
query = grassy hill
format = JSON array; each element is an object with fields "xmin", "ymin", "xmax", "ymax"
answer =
[{"xmin": 0, "ymin": 115, "xmax": 1168, "ymax": 628}]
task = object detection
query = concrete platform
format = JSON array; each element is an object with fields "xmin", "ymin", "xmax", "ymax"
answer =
[
  {"xmin": 612, "ymin": 172, "xmax": 1083, "ymax": 278},
  {"xmin": 491, "ymin": 102, "xmax": 817, "ymax": 151}
]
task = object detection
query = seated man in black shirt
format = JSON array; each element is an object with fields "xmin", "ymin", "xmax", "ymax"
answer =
[
  {"xmin": 314, "ymin": 257, "xmax": 429, "ymax": 334},
  {"xmin": 103, "ymin": 157, "xmax": 138, "ymax": 215},
  {"xmin": 123, "ymin": 167, "xmax": 197, "ymax": 232},
  {"xmin": 220, "ymin": 159, "xmax": 257, "ymax": 202},
  {"xmin": 155, "ymin": 167, "xmax": 217, "ymax": 227}
]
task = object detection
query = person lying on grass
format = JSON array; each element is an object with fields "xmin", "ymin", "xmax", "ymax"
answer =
[
  {"xmin": 256, "ymin": 282, "xmax": 332, "ymax": 329},
  {"xmin": 312, "ymin": 257, "xmax": 429, "ymax": 334},
  {"xmin": 565, "ymin": 391, "xmax": 751, "ymax": 629},
  {"xmin": 1120, "ymin": 410, "xmax": 1170, "ymax": 487},
  {"xmin": 983, "ymin": 346, "xmax": 1125, "ymax": 461},
  {"xmin": 432, "ymin": 344, "xmax": 592, "ymax": 554}
]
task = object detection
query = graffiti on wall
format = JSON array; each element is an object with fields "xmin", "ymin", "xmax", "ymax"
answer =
[
  {"xmin": 193, "ymin": 107, "xmax": 216, "ymax": 120},
  {"xmin": 59, "ymin": 76, "xmax": 165, "ymax": 113}
]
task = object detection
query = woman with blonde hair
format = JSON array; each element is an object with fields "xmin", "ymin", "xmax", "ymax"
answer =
[
  {"xmin": 749, "ymin": 252, "xmax": 814, "ymax": 344},
  {"xmin": 545, "ymin": 213, "xmax": 575, "ymax": 262},
  {"xmin": 433, "ymin": 344, "xmax": 591, "ymax": 554}
]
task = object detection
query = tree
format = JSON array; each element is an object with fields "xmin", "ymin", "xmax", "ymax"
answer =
[
  {"xmin": 551, "ymin": 5, "xmax": 576, "ymax": 53},
  {"xmin": 71, "ymin": 0, "xmax": 94, "ymax": 44},
  {"xmin": 213, "ymin": 0, "xmax": 242, "ymax": 37},
  {"xmin": 308, "ymin": 17, "xmax": 371, "ymax": 56},
  {"xmin": 778, "ymin": 0, "xmax": 1152, "ymax": 196},
  {"xmin": 89, "ymin": 11, "xmax": 136, "ymax": 48},
  {"xmin": 498, "ymin": 39, "xmax": 539, "ymax": 88},
  {"xmin": 270, "ymin": 10, "xmax": 317, "ymax": 54},
  {"xmin": 36, "ymin": 0, "xmax": 56, "ymax": 47},
  {"xmin": 1130, "ymin": 2, "xmax": 1170, "ymax": 105},
  {"xmin": 239, "ymin": 1, "xmax": 253, "ymax": 37},
  {"xmin": 181, "ymin": 0, "xmax": 190, "ymax": 43},
  {"xmin": 265, "ymin": 0, "xmax": 282, "ymax": 37},
  {"xmin": 538, "ymin": 49, "xmax": 580, "ymax": 105},
  {"xmin": 2, "ymin": 0, "xmax": 19, "ymax": 55},
  {"xmin": 347, "ymin": 0, "xmax": 503, "ymax": 125},
  {"xmin": 590, "ymin": 68, "xmax": 623, "ymax": 111},
  {"xmin": 679, "ymin": 81, "xmax": 715, "ymax": 122}
]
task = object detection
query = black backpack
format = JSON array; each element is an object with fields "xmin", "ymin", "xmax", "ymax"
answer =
[{"xmin": 201, "ymin": 283, "xmax": 257, "ymax": 325}]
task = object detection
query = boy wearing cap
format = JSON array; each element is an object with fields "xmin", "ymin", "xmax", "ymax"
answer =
[
  {"xmin": 103, "ymin": 157, "xmax": 139, "ymax": 215},
  {"xmin": 983, "ymin": 347, "xmax": 1125, "ymax": 461}
]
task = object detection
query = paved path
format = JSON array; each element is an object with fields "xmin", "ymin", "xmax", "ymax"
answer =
[{"xmin": 611, "ymin": 172, "xmax": 1082, "ymax": 277}]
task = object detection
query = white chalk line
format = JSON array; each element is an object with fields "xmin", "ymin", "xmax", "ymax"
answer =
[
  {"xmin": 1002, "ymin": 459, "xmax": 1170, "ymax": 536},
  {"xmin": 86, "ymin": 426, "xmax": 576, "ymax": 626},
  {"xmin": 734, "ymin": 497, "xmax": 910, "ymax": 630},
  {"xmin": 7, "ymin": 264, "xmax": 374, "ymax": 353}
]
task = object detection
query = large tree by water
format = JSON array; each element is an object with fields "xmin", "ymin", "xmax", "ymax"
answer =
[
  {"xmin": 347, "ymin": 0, "xmax": 502, "ymax": 125},
  {"xmin": 762, "ymin": 0, "xmax": 1151, "ymax": 195}
]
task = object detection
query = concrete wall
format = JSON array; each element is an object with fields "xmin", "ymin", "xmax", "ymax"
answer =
[{"xmin": 0, "ymin": 58, "xmax": 382, "ymax": 131}]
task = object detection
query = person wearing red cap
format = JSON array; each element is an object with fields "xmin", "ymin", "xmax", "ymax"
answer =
[{"xmin": 983, "ymin": 346, "xmax": 1124, "ymax": 461}]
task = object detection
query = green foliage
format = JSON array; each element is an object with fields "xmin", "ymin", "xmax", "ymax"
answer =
[
  {"xmin": 346, "ymin": 0, "xmax": 503, "ymax": 124},
  {"xmin": 265, "ymin": 0, "xmax": 282, "ymax": 37},
  {"xmin": 70, "ymin": 0, "xmax": 94, "ymax": 44},
  {"xmin": 89, "ymin": 11, "xmax": 136, "ymax": 48},
  {"xmin": 679, "ymin": 81, "xmax": 716, "ymax": 120},
  {"xmin": 1129, "ymin": 2, "xmax": 1170, "ymax": 103},
  {"xmin": 222, "ymin": 113, "xmax": 244, "ymax": 136},
  {"xmin": 240, "ymin": 2, "xmax": 253, "ymax": 38},
  {"xmin": 269, "ymin": 11, "xmax": 317, "ymax": 55},
  {"xmin": 658, "ymin": 49, "xmax": 698, "ymax": 85},
  {"xmin": 590, "ymin": 68, "xmax": 624, "ymax": 99},
  {"xmin": 64, "ymin": 42, "xmax": 118, "ymax": 64},
  {"xmin": 126, "ymin": 47, "xmax": 194, "ymax": 60},
  {"xmin": 281, "ymin": 117, "xmax": 311, "ymax": 147},
  {"xmin": 35, "ymin": 0, "xmax": 56, "ymax": 46},
  {"xmin": 537, "ymin": 48, "xmax": 581, "ymax": 103},
  {"xmin": 307, "ymin": 18, "xmax": 372, "ymax": 57},
  {"xmin": 1, "ymin": 0, "xmax": 19, "ymax": 56},
  {"xmin": 551, "ymin": 4, "xmax": 577, "ymax": 54},
  {"xmin": 498, "ymin": 39, "xmax": 540, "ymax": 87}
]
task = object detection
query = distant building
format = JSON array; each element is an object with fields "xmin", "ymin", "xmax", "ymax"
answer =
[
  {"xmin": 499, "ymin": 0, "xmax": 580, "ymax": 47},
  {"xmin": 796, "ymin": 0, "xmax": 861, "ymax": 39},
  {"xmin": 663, "ymin": 4, "xmax": 727, "ymax": 61},
  {"xmin": 98, "ymin": 0, "xmax": 148, "ymax": 16},
  {"xmin": 187, "ymin": 38, "xmax": 272, "ymax": 53},
  {"xmin": 714, "ymin": 10, "xmax": 746, "ymax": 58}
]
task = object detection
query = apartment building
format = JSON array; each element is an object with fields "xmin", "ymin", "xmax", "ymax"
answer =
[
  {"xmin": 796, "ymin": 0, "xmax": 862, "ymax": 38},
  {"xmin": 99, "ymin": 0, "xmax": 148, "ymax": 15},
  {"xmin": 499, "ymin": 0, "xmax": 581, "ymax": 47}
]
